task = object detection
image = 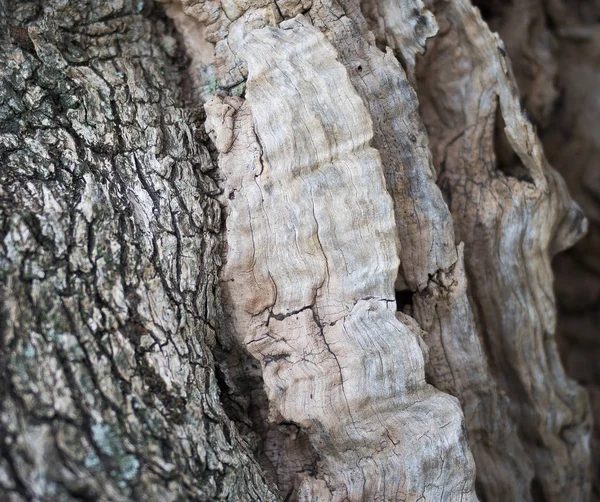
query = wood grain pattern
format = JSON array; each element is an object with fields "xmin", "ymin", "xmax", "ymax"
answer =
[{"xmin": 211, "ymin": 19, "xmax": 477, "ymax": 500}]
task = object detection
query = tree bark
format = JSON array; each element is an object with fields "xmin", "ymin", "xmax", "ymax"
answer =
[
  {"xmin": 0, "ymin": 0, "xmax": 595, "ymax": 501},
  {"xmin": 0, "ymin": 1, "xmax": 277, "ymax": 500},
  {"xmin": 465, "ymin": 1, "xmax": 600, "ymax": 498}
]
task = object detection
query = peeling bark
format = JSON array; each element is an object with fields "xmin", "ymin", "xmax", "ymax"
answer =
[
  {"xmin": 169, "ymin": 0, "xmax": 593, "ymax": 498},
  {"xmin": 212, "ymin": 19, "xmax": 476, "ymax": 501},
  {"xmin": 416, "ymin": 1, "xmax": 592, "ymax": 500},
  {"xmin": 470, "ymin": 1, "xmax": 600, "ymax": 497}
]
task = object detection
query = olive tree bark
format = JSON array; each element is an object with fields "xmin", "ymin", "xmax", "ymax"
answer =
[
  {"xmin": 0, "ymin": 1, "xmax": 278, "ymax": 500},
  {"xmin": 0, "ymin": 0, "xmax": 595, "ymax": 502},
  {"xmin": 465, "ymin": 1, "xmax": 600, "ymax": 498}
]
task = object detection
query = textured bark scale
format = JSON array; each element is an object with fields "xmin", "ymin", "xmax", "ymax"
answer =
[
  {"xmin": 416, "ymin": 2, "xmax": 592, "ymax": 500},
  {"xmin": 0, "ymin": 1, "xmax": 278, "ymax": 500}
]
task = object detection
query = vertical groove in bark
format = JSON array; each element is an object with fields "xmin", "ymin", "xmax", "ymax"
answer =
[
  {"xmin": 417, "ymin": 1, "xmax": 592, "ymax": 501},
  {"xmin": 0, "ymin": 1, "xmax": 278, "ymax": 500}
]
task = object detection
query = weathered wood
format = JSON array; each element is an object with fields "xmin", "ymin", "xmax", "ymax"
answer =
[
  {"xmin": 166, "ymin": 0, "xmax": 595, "ymax": 499},
  {"xmin": 416, "ymin": 1, "xmax": 592, "ymax": 500},
  {"xmin": 1, "ymin": 0, "xmax": 595, "ymax": 500},
  {"xmin": 210, "ymin": 18, "xmax": 477, "ymax": 501},
  {"xmin": 475, "ymin": 1, "xmax": 600, "ymax": 497}
]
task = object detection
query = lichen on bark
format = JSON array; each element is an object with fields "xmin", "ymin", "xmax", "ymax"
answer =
[{"xmin": 0, "ymin": 1, "xmax": 277, "ymax": 500}]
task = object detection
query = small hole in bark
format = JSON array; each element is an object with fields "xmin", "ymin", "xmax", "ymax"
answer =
[
  {"xmin": 530, "ymin": 478, "xmax": 546, "ymax": 502},
  {"xmin": 395, "ymin": 289, "xmax": 413, "ymax": 311},
  {"xmin": 494, "ymin": 106, "xmax": 534, "ymax": 184}
]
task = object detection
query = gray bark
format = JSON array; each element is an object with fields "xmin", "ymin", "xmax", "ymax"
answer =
[{"xmin": 0, "ymin": 1, "xmax": 277, "ymax": 500}]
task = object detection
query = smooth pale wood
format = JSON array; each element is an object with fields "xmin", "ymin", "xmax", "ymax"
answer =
[{"xmin": 209, "ymin": 19, "xmax": 477, "ymax": 501}]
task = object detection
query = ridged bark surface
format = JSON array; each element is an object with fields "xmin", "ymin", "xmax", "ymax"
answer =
[
  {"xmin": 0, "ymin": 0, "xmax": 596, "ymax": 501},
  {"xmin": 0, "ymin": 1, "xmax": 277, "ymax": 500}
]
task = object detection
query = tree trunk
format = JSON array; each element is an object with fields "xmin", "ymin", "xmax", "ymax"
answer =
[
  {"xmin": 0, "ymin": 1, "xmax": 277, "ymax": 500},
  {"xmin": 0, "ymin": 0, "xmax": 595, "ymax": 501},
  {"xmin": 467, "ymin": 3, "xmax": 600, "ymax": 498}
]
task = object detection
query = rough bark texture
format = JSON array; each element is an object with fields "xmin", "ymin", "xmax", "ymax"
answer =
[
  {"xmin": 167, "ymin": 0, "xmax": 593, "ymax": 500},
  {"xmin": 0, "ymin": 1, "xmax": 278, "ymax": 500},
  {"xmin": 211, "ymin": 19, "xmax": 476, "ymax": 501},
  {"xmin": 415, "ymin": 2, "xmax": 592, "ymax": 500},
  {"xmin": 0, "ymin": 0, "xmax": 597, "ymax": 501},
  {"xmin": 467, "ymin": 0, "xmax": 600, "ymax": 498}
]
